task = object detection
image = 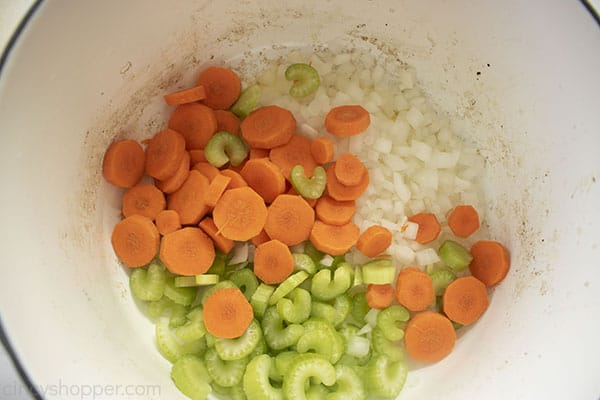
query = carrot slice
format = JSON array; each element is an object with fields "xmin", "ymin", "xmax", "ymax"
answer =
[
  {"xmin": 269, "ymin": 134, "xmax": 318, "ymax": 179},
  {"xmin": 241, "ymin": 105, "xmax": 296, "ymax": 149},
  {"xmin": 447, "ymin": 205, "xmax": 480, "ymax": 238},
  {"xmin": 253, "ymin": 239, "xmax": 294, "ymax": 284},
  {"xmin": 204, "ymin": 173, "xmax": 232, "ymax": 208},
  {"xmin": 197, "ymin": 66, "xmax": 242, "ymax": 110},
  {"xmin": 309, "ymin": 220, "xmax": 360, "ymax": 256},
  {"xmin": 404, "ymin": 311, "xmax": 456, "ymax": 363},
  {"xmin": 122, "ymin": 184, "xmax": 166, "ymax": 220},
  {"xmin": 155, "ymin": 151, "xmax": 191, "ymax": 194},
  {"xmin": 198, "ymin": 217, "xmax": 234, "ymax": 254},
  {"xmin": 325, "ymin": 105, "xmax": 370, "ymax": 137},
  {"xmin": 468, "ymin": 241, "xmax": 510, "ymax": 287},
  {"xmin": 155, "ymin": 209, "xmax": 181, "ymax": 235},
  {"xmin": 264, "ymin": 194, "xmax": 315, "ymax": 246},
  {"xmin": 160, "ymin": 227, "xmax": 215, "ymax": 276},
  {"xmin": 310, "ymin": 137, "xmax": 334, "ymax": 165},
  {"xmin": 167, "ymin": 170, "xmax": 210, "ymax": 225},
  {"xmin": 203, "ymin": 287, "xmax": 253, "ymax": 339},
  {"xmin": 315, "ymin": 196, "xmax": 355, "ymax": 226},
  {"xmin": 325, "ymin": 163, "xmax": 370, "ymax": 201},
  {"xmin": 356, "ymin": 225, "xmax": 393, "ymax": 258},
  {"xmin": 443, "ymin": 276, "xmax": 489, "ymax": 325},
  {"xmin": 145, "ymin": 129, "xmax": 187, "ymax": 180},
  {"xmin": 102, "ymin": 140, "xmax": 145, "ymax": 188},
  {"xmin": 111, "ymin": 215, "xmax": 159, "ymax": 267},
  {"xmin": 168, "ymin": 103, "xmax": 218, "ymax": 150},
  {"xmin": 214, "ymin": 109, "xmax": 241, "ymax": 135},
  {"xmin": 251, "ymin": 229, "xmax": 271, "ymax": 246},
  {"xmin": 286, "ymin": 187, "xmax": 317, "ymax": 208},
  {"xmin": 250, "ymin": 148, "xmax": 270, "ymax": 159},
  {"xmin": 334, "ymin": 153, "xmax": 366, "ymax": 186},
  {"xmin": 220, "ymin": 169, "xmax": 248, "ymax": 189},
  {"xmin": 395, "ymin": 268, "xmax": 435, "ymax": 311},
  {"xmin": 408, "ymin": 213, "xmax": 441, "ymax": 244},
  {"xmin": 365, "ymin": 284, "xmax": 395, "ymax": 309},
  {"xmin": 240, "ymin": 158, "xmax": 286, "ymax": 203},
  {"xmin": 163, "ymin": 85, "xmax": 207, "ymax": 106},
  {"xmin": 212, "ymin": 186, "xmax": 268, "ymax": 241},
  {"xmin": 189, "ymin": 149, "xmax": 207, "ymax": 164},
  {"xmin": 192, "ymin": 161, "xmax": 220, "ymax": 182}
]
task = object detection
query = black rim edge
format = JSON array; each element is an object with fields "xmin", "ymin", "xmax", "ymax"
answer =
[{"xmin": 582, "ymin": 0, "xmax": 600, "ymax": 25}]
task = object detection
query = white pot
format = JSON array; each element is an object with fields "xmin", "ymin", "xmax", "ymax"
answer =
[{"xmin": 0, "ymin": 1, "xmax": 599, "ymax": 399}]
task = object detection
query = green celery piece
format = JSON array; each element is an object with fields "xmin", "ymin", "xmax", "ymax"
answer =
[
  {"xmin": 164, "ymin": 277, "xmax": 198, "ymax": 306},
  {"xmin": 290, "ymin": 165, "xmax": 327, "ymax": 199},
  {"xmin": 376, "ymin": 305, "xmax": 410, "ymax": 341},
  {"xmin": 207, "ymin": 252, "xmax": 227, "ymax": 277},
  {"xmin": 229, "ymin": 268, "xmax": 259, "ymax": 300},
  {"xmin": 311, "ymin": 263, "xmax": 353, "ymax": 301},
  {"xmin": 204, "ymin": 348, "xmax": 248, "ymax": 387},
  {"xmin": 231, "ymin": 84, "xmax": 261, "ymax": 119},
  {"xmin": 429, "ymin": 268, "xmax": 457, "ymax": 296},
  {"xmin": 250, "ymin": 283, "xmax": 275, "ymax": 318},
  {"xmin": 295, "ymin": 327, "xmax": 341, "ymax": 365},
  {"xmin": 331, "ymin": 293, "xmax": 352, "ymax": 327},
  {"xmin": 215, "ymin": 320, "xmax": 263, "ymax": 361},
  {"xmin": 268, "ymin": 271, "xmax": 309, "ymax": 305},
  {"xmin": 371, "ymin": 326, "xmax": 405, "ymax": 362},
  {"xmin": 175, "ymin": 307, "xmax": 207, "ymax": 343},
  {"xmin": 261, "ymin": 306, "xmax": 304, "ymax": 350},
  {"xmin": 310, "ymin": 301, "xmax": 335, "ymax": 322},
  {"xmin": 204, "ymin": 131, "xmax": 249, "ymax": 168},
  {"xmin": 327, "ymin": 364, "xmax": 366, "ymax": 400},
  {"xmin": 171, "ymin": 355, "xmax": 212, "ymax": 400},
  {"xmin": 364, "ymin": 354, "xmax": 408, "ymax": 398},
  {"xmin": 350, "ymin": 292, "xmax": 370, "ymax": 324},
  {"xmin": 242, "ymin": 354, "xmax": 284, "ymax": 400},
  {"xmin": 438, "ymin": 240, "xmax": 473, "ymax": 272},
  {"xmin": 276, "ymin": 287, "xmax": 312, "ymax": 324},
  {"xmin": 293, "ymin": 253, "xmax": 317, "ymax": 274},
  {"xmin": 130, "ymin": 263, "xmax": 167, "ymax": 301},
  {"xmin": 282, "ymin": 354, "xmax": 336, "ymax": 400},
  {"xmin": 360, "ymin": 259, "xmax": 396, "ymax": 285},
  {"xmin": 285, "ymin": 63, "xmax": 321, "ymax": 98},
  {"xmin": 304, "ymin": 241, "xmax": 325, "ymax": 264},
  {"xmin": 155, "ymin": 317, "xmax": 205, "ymax": 363}
]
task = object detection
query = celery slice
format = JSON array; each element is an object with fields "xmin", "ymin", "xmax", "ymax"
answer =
[
  {"xmin": 164, "ymin": 278, "xmax": 198, "ymax": 306},
  {"xmin": 155, "ymin": 317, "xmax": 205, "ymax": 363},
  {"xmin": 285, "ymin": 63, "xmax": 321, "ymax": 98},
  {"xmin": 370, "ymin": 326, "xmax": 404, "ymax": 362},
  {"xmin": 290, "ymin": 165, "xmax": 327, "ymax": 199},
  {"xmin": 293, "ymin": 253, "xmax": 317, "ymax": 275},
  {"xmin": 282, "ymin": 354, "xmax": 336, "ymax": 400},
  {"xmin": 145, "ymin": 296, "xmax": 174, "ymax": 319},
  {"xmin": 173, "ymin": 276, "xmax": 198, "ymax": 288},
  {"xmin": 204, "ymin": 348, "xmax": 248, "ymax": 387},
  {"xmin": 169, "ymin": 303, "xmax": 190, "ymax": 328},
  {"xmin": 229, "ymin": 268, "xmax": 259, "ymax": 300},
  {"xmin": 310, "ymin": 301, "xmax": 335, "ymax": 321},
  {"xmin": 296, "ymin": 327, "xmax": 342, "ymax": 365},
  {"xmin": 130, "ymin": 263, "xmax": 167, "ymax": 301},
  {"xmin": 231, "ymin": 84, "xmax": 261, "ymax": 119},
  {"xmin": 207, "ymin": 252, "xmax": 227, "ymax": 277},
  {"xmin": 306, "ymin": 384, "xmax": 330, "ymax": 400},
  {"xmin": 360, "ymin": 259, "xmax": 396, "ymax": 285},
  {"xmin": 327, "ymin": 364, "xmax": 366, "ymax": 400},
  {"xmin": 215, "ymin": 320, "xmax": 262, "ymax": 361},
  {"xmin": 274, "ymin": 351, "xmax": 299, "ymax": 379},
  {"xmin": 242, "ymin": 354, "xmax": 284, "ymax": 400},
  {"xmin": 262, "ymin": 306, "xmax": 304, "ymax": 351},
  {"xmin": 250, "ymin": 283, "xmax": 275, "ymax": 318},
  {"xmin": 175, "ymin": 307, "xmax": 207, "ymax": 343},
  {"xmin": 332, "ymin": 294, "xmax": 352, "ymax": 327},
  {"xmin": 311, "ymin": 264, "xmax": 353, "ymax": 301},
  {"xmin": 304, "ymin": 241, "xmax": 325, "ymax": 264},
  {"xmin": 429, "ymin": 268, "xmax": 457, "ymax": 295},
  {"xmin": 376, "ymin": 305, "xmax": 409, "ymax": 341},
  {"xmin": 196, "ymin": 274, "xmax": 220, "ymax": 286},
  {"xmin": 302, "ymin": 319, "xmax": 345, "ymax": 365},
  {"xmin": 205, "ymin": 131, "xmax": 249, "ymax": 168},
  {"xmin": 171, "ymin": 355, "xmax": 212, "ymax": 400},
  {"xmin": 364, "ymin": 354, "xmax": 408, "ymax": 398},
  {"xmin": 350, "ymin": 293, "xmax": 370, "ymax": 324},
  {"xmin": 268, "ymin": 271, "xmax": 309, "ymax": 305},
  {"xmin": 276, "ymin": 287, "xmax": 312, "ymax": 324},
  {"xmin": 438, "ymin": 240, "xmax": 473, "ymax": 272}
]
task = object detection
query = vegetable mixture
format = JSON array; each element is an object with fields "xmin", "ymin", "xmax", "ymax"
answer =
[{"xmin": 102, "ymin": 49, "xmax": 510, "ymax": 400}]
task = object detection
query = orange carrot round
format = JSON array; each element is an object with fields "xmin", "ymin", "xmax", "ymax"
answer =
[
  {"xmin": 404, "ymin": 311, "xmax": 456, "ymax": 363},
  {"xmin": 241, "ymin": 105, "xmax": 296, "ymax": 149},
  {"xmin": 145, "ymin": 129, "xmax": 187, "ymax": 180},
  {"xmin": 167, "ymin": 170, "xmax": 210, "ymax": 225},
  {"xmin": 160, "ymin": 227, "xmax": 215, "ymax": 276},
  {"xmin": 156, "ymin": 151, "xmax": 191, "ymax": 194},
  {"xmin": 309, "ymin": 220, "xmax": 360, "ymax": 256},
  {"xmin": 334, "ymin": 153, "xmax": 366, "ymax": 186},
  {"xmin": 395, "ymin": 268, "xmax": 435, "ymax": 312},
  {"xmin": 310, "ymin": 137, "xmax": 334, "ymax": 165},
  {"xmin": 408, "ymin": 213, "xmax": 441, "ymax": 244},
  {"xmin": 325, "ymin": 163, "xmax": 370, "ymax": 202},
  {"xmin": 188, "ymin": 149, "xmax": 207, "ymax": 165},
  {"xmin": 198, "ymin": 217, "xmax": 234, "ymax": 254},
  {"xmin": 253, "ymin": 239, "xmax": 294, "ymax": 284},
  {"xmin": 249, "ymin": 148, "xmax": 270, "ymax": 159},
  {"xmin": 192, "ymin": 161, "xmax": 221, "ymax": 182},
  {"xmin": 102, "ymin": 140, "xmax": 145, "ymax": 188},
  {"xmin": 447, "ymin": 205, "xmax": 480, "ymax": 238},
  {"xmin": 214, "ymin": 109, "xmax": 241, "ymax": 135},
  {"xmin": 286, "ymin": 187, "xmax": 318, "ymax": 208},
  {"xmin": 443, "ymin": 276, "xmax": 489, "ymax": 325},
  {"xmin": 469, "ymin": 241, "xmax": 510, "ymax": 287},
  {"xmin": 163, "ymin": 85, "xmax": 207, "ymax": 106},
  {"xmin": 356, "ymin": 225, "xmax": 393, "ymax": 258},
  {"xmin": 111, "ymin": 215, "xmax": 159, "ymax": 267},
  {"xmin": 212, "ymin": 186, "xmax": 268, "ymax": 241},
  {"xmin": 264, "ymin": 194, "xmax": 315, "ymax": 246},
  {"xmin": 240, "ymin": 158, "xmax": 286, "ymax": 203},
  {"xmin": 197, "ymin": 66, "xmax": 242, "ymax": 110},
  {"xmin": 204, "ymin": 173, "xmax": 232, "ymax": 208},
  {"xmin": 325, "ymin": 105, "xmax": 371, "ymax": 137},
  {"xmin": 155, "ymin": 209, "xmax": 181, "ymax": 235},
  {"xmin": 251, "ymin": 229, "xmax": 271, "ymax": 247},
  {"xmin": 168, "ymin": 103, "xmax": 218, "ymax": 150},
  {"xmin": 220, "ymin": 169, "xmax": 248, "ymax": 189},
  {"xmin": 269, "ymin": 135, "xmax": 318, "ymax": 179},
  {"xmin": 203, "ymin": 287, "xmax": 253, "ymax": 339},
  {"xmin": 122, "ymin": 184, "xmax": 166, "ymax": 220},
  {"xmin": 315, "ymin": 196, "xmax": 356, "ymax": 226},
  {"xmin": 366, "ymin": 284, "xmax": 395, "ymax": 309}
]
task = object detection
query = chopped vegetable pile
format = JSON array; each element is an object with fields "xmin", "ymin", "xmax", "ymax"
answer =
[{"xmin": 102, "ymin": 50, "xmax": 511, "ymax": 400}]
